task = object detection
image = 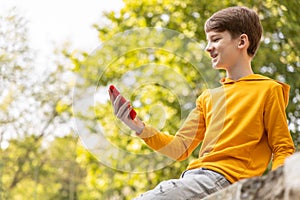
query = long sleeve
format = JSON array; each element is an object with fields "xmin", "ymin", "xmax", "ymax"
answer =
[
  {"xmin": 263, "ymin": 83, "xmax": 295, "ymax": 170},
  {"xmin": 138, "ymin": 94, "xmax": 207, "ymax": 161}
]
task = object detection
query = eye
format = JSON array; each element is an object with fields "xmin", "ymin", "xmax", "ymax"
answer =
[{"xmin": 212, "ymin": 38, "xmax": 221, "ymax": 42}]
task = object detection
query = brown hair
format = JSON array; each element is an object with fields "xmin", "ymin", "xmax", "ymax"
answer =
[{"xmin": 205, "ymin": 6, "xmax": 263, "ymax": 57}]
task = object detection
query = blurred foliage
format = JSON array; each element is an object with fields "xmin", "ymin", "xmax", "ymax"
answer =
[
  {"xmin": 1, "ymin": 135, "xmax": 85, "ymax": 199},
  {"xmin": 70, "ymin": 0, "xmax": 300, "ymax": 198},
  {"xmin": 1, "ymin": 0, "xmax": 299, "ymax": 199},
  {"xmin": 0, "ymin": 7, "xmax": 75, "ymax": 199}
]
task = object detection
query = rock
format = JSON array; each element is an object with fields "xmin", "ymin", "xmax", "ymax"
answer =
[
  {"xmin": 204, "ymin": 152, "xmax": 300, "ymax": 200},
  {"xmin": 284, "ymin": 153, "xmax": 300, "ymax": 200}
]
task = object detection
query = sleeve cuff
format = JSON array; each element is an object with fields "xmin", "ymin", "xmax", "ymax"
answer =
[{"xmin": 136, "ymin": 123, "xmax": 157, "ymax": 139}]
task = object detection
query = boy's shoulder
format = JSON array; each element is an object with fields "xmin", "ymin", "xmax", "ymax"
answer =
[
  {"xmin": 227, "ymin": 73, "xmax": 290, "ymax": 105},
  {"xmin": 197, "ymin": 74, "xmax": 290, "ymax": 103}
]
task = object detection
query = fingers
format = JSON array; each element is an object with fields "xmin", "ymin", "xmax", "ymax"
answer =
[
  {"xmin": 113, "ymin": 94, "xmax": 122, "ymax": 115},
  {"xmin": 109, "ymin": 88, "xmax": 132, "ymax": 118},
  {"xmin": 116, "ymin": 101, "xmax": 131, "ymax": 119},
  {"xmin": 114, "ymin": 95, "xmax": 132, "ymax": 120}
]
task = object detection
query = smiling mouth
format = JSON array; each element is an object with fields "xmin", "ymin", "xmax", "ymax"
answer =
[
  {"xmin": 210, "ymin": 52, "xmax": 217, "ymax": 57},
  {"xmin": 211, "ymin": 54, "xmax": 218, "ymax": 61}
]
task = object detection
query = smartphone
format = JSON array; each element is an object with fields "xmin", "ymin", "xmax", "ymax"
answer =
[{"xmin": 109, "ymin": 85, "xmax": 137, "ymax": 120}]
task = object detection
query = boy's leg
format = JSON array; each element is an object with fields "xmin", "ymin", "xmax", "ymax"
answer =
[{"xmin": 133, "ymin": 168, "xmax": 230, "ymax": 200}]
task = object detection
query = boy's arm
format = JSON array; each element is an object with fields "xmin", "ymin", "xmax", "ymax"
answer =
[
  {"xmin": 138, "ymin": 96, "xmax": 206, "ymax": 161},
  {"xmin": 264, "ymin": 83, "xmax": 295, "ymax": 170},
  {"xmin": 109, "ymin": 86, "xmax": 207, "ymax": 161}
]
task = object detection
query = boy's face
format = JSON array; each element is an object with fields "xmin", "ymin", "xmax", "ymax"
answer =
[{"xmin": 205, "ymin": 30, "xmax": 241, "ymax": 70}]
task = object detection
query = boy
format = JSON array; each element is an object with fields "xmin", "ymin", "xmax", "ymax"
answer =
[{"xmin": 109, "ymin": 6, "xmax": 295, "ymax": 199}]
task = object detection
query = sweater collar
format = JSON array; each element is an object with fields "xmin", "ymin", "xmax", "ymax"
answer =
[{"xmin": 220, "ymin": 74, "xmax": 271, "ymax": 85}]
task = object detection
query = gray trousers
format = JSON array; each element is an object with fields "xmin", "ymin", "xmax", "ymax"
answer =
[{"xmin": 133, "ymin": 168, "xmax": 230, "ymax": 200}]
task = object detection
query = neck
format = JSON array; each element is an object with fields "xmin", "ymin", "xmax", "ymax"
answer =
[
  {"xmin": 226, "ymin": 59, "xmax": 253, "ymax": 80},
  {"xmin": 226, "ymin": 68, "xmax": 253, "ymax": 80}
]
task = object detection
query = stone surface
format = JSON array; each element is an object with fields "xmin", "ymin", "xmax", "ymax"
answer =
[
  {"xmin": 204, "ymin": 152, "xmax": 300, "ymax": 200},
  {"xmin": 284, "ymin": 153, "xmax": 300, "ymax": 200}
]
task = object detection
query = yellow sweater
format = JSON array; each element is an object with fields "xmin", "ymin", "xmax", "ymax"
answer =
[{"xmin": 138, "ymin": 74, "xmax": 295, "ymax": 183}]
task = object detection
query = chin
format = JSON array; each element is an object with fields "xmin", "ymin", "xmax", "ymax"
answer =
[
  {"xmin": 212, "ymin": 63, "xmax": 221, "ymax": 69},
  {"xmin": 213, "ymin": 63, "xmax": 227, "ymax": 70}
]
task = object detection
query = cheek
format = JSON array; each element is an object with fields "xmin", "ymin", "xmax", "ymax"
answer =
[{"xmin": 224, "ymin": 45, "xmax": 238, "ymax": 57}]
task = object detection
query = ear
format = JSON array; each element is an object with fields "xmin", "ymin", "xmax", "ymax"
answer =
[{"xmin": 238, "ymin": 34, "xmax": 249, "ymax": 49}]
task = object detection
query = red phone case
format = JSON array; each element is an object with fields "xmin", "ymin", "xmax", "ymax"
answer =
[{"xmin": 109, "ymin": 85, "xmax": 137, "ymax": 120}]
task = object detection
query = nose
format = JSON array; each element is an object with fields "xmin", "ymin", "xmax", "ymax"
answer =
[{"xmin": 205, "ymin": 42, "xmax": 212, "ymax": 52}]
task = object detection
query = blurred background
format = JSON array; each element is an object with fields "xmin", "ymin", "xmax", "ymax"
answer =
[{"xmin": 0, "ymin": 0, "xmax": 299, "ymax": 199}]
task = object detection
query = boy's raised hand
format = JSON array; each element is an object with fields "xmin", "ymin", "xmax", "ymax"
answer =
[{"xmin": 108, "ymin": 86, "xmax": 145, "ymax": 134}]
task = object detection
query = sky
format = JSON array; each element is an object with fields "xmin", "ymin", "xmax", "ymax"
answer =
[{"xmin": 0, "ymin": 0, "xmax": 124, "ymax": 70}]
